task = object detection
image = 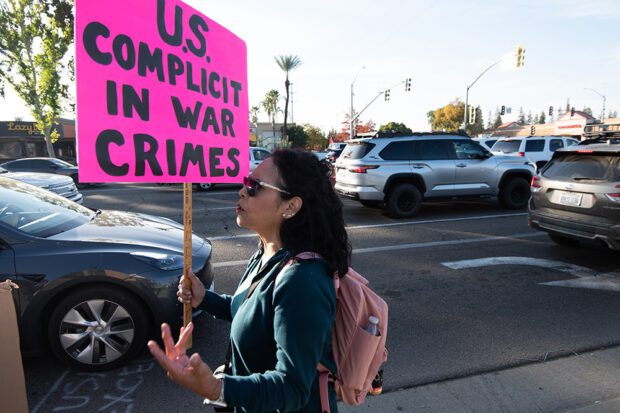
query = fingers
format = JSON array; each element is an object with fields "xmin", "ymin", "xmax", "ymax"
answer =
[
  {"xmin": 148, "ymin": 340, "xmax": 174, "ymax": 372},
  {"xmin": 161, "ymin": 323, "xmax": 178, "ymax": 358},
  {"xmin": 176, "ymin": 322, "xmax": 194, "ymax": 354}
]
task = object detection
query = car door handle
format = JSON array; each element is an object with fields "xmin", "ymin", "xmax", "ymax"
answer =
[
  {"xmin": 456, "ymin": 163, "xmax": 467, "ymax": 168},
  {"xmin": 412, "ymin": 165, "xmax": 424, "ymax": 169}
]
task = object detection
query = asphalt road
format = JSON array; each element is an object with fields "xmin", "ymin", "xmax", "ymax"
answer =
[{"xmin": 24, "ymin": 184, "xmax": 620, "ymax": 412}]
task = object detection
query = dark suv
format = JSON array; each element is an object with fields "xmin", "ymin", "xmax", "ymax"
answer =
[
  {"xmin": 335, "ymin": 132, "xmax": 535, "ymax": 218},
  {"xmin": 528, "ymin": 140, "xmax": 620, "ymax": 249}
]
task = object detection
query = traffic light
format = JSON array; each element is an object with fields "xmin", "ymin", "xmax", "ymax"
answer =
[
  {"xmin": 530, "ymin": 125, "xmax": 535, "ymax": 135},
  {"xmin": 405, "ymin": 78, "xmax": 412, "ymax": 92},
  {"xmin": 468, "ymin": 106, "xmax": 476, "ymax": 124},
  {"xmin": 570, "ymin": 107, "xmax": 575, "ymax": 117},
  {"xmin": 548, "ymin": 106, "xmax": 553, "ymax": 116},
  {"xmin": 500, "ymin": 105, "xmax": 506, "ymax": 115},
  {"xmin": 515, "ymin": 45, "xmax": 526, "ymax": 68},
  {"xmin": 384, "ymin": 89, "xmax": 391, "ymax": 101}
]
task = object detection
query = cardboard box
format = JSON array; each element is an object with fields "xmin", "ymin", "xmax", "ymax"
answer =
[{"xmin": 0, "ymin": 280, "xmax": 28, "ymax": 413}]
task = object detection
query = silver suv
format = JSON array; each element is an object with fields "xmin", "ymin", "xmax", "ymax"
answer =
[
  {"xmin": 334, "ymin": 133, "xmax": 536, "ymax": 218},
  {"xmin": 528, "ymin": 140, "xmax": 620, "ymax": 249}
]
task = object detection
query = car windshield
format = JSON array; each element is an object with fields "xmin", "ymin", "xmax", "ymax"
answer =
[
  {"xmin": 492, "ymin": 140, "xmax": 522, "ymax": 153},
  {"xmin": 51, "ymin": 158, "xmax": 75, "ymax": 167},
  {"xmin": 0, "ymin": 166, "xmax": 7, "ymax": 173},
  {"xmin": 0, "ymin": 178, "xmax": 94, "ymax": 237},
  {"xmin": 542, "ymin": 152, "xmax": 620, "ymax": 182}
]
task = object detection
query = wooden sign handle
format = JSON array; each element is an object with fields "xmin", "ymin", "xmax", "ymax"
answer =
[{"xmin": 183, "ymin": 182, "xmax": 193, "ymax": 349}]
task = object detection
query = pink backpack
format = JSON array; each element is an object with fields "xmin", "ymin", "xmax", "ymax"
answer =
[{"xmin": 284, "ymin": 252, "xmax": 389, "ymax": 413}]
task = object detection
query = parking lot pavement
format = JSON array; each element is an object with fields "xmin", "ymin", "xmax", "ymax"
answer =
[{"xmin": 340, "ymin": 345, "xmax": 620, "ymax": 413}]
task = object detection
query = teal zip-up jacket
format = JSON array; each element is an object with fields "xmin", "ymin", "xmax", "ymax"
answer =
[{"xmin": 200, "ymin": 248, "xmax": 338, "ymax": 412}]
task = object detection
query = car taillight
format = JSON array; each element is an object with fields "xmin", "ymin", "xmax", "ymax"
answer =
[
  {"xmin": 348, "ymin": 165, "xmax": 379, "ymax": 173},
  {"xmin": 517, "ymin": 152, "xmax": 525, "ymax": 157},
  {"xmin": 531, "ymin": 176, "xmax": 542, "ymax": 192},
  {"xmin": 607, "ymin": 184, "xmax": 620, "ymax": 202}
]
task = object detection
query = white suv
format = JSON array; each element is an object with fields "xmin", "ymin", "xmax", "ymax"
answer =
[{"xmin": 491, "ymin": 136, "xmax": 579, "ymax": 170}]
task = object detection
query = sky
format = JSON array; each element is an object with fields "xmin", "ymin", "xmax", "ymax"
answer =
[{"xmin": 1, "ymin": 0, "xmax": 619, "ymax": 134}]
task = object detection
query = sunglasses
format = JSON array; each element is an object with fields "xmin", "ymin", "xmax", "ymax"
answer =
[{"xmin": 243, "ymin": 176, "xmax": 291, "ymax": 197}]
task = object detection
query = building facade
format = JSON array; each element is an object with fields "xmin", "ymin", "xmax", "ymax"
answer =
[{"xmin": 0, "ymin": 119, "xmax": 76, "ymax": 163}]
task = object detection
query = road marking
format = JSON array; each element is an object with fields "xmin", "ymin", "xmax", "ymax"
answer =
[
  {"xmin": 212, "ymin": 233, "xmax": 545, "ymax": 268},
  {"xmin": 442, "ymin": 256, "xmax": 620, "ymax": 293},
  {"xmin": 31, "ymin": 369, "xmax": 69, "ymax": 413},
  {"xmin": 208, "ymin": 213, "xmax": 527, "ymax": 241}
]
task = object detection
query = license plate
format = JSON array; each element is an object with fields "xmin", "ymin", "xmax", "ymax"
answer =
[
  {"xmin": 336, "ymin": 168, "xmax": 346, "ymax": 180},
  {"xmin": 559, "ymin": 191, "xmax": 583, "ymax": 207}
]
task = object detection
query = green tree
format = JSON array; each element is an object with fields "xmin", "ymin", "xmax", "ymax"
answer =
[
  {"xmin": 261, "ymin": 89, "xmax": 281, "ymax": 140},
  {"xmin": 287, "ymin": 124, "xmax": 307, "ymax": 148},
  {"xmin": 533, "ymin": 113, "xmax": 540, "ymax": 124},
  {"xmin": 0, "ymin": 0, "xmax": 74, "ymax": 158},
  {"xmin": 250, "ymin": 106, "xmax": 260, "ymax": 126},
  {"xmin": 378, "ymin": 122, "xmax": 412, "ymax": 134},
  {"xmin": 582, "ymin": 106, "xmax": 593, "ymax": 116},
  {"xmin": 526, "ymin": 110, "xmax": 533, "ymax": 124},
  {"xmin": 428, "ymin": 100, "xmax": 464, "ymax": 132},
  {"xmin": 493, "ymin": 107, "xmax": 503, "ymax": 129},
  {"xmin": 274, "ymin": 54, "xmax": 302, "ymax": 143},
  {"xmin": 304, "ymin": 124, "xmax": 326, "ymax": 150},
  {"xmin": 538, "ymin": 111, "xmax": 546, "ymax": 124},
  {"xmin": 517, "ymin": 107, "xmax": 525, "ymax": 124},
  {"xmin": 469, "ymin": 106, "xmax": 485, "ymax": 136}
]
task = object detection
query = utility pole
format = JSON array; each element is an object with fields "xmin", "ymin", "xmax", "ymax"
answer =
[
  {"xmin": 584, "ymin": 88, "xmax": 606, "ymax": 122},
  {"xmin": 350, "ymin": 66, "xmax": 365, "ymax": 140},
  {"xmin": 462, "ymin": 45, "xmax": 525, "ymax": 131}
]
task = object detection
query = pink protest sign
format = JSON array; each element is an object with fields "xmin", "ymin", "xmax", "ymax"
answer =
[{"xmin": 75, "ymin": 0, "xmax": 248, "ymax": 183}]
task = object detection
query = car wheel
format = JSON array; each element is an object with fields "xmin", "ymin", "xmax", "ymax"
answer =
[
  {"xmin": 499, "ymin": 177, "xmax": 530, "ymax": 209},
  {"xmin": 548, "ymin": 233, "xmax": 580, "ymax": 247},
  {"xmin": 386, "ymin": 184, "xmax": 422, "ymax": 218},
  {"xmin": 360, "ymin": 200, "xmax": 384, "ymax": 209},
  {"xmin": 195, "ymin": 183, "xmax": 214, "ymax": 191},
  {"xmin": 48, "ymin": 286, "xmax": 149, "ymax": 371}
]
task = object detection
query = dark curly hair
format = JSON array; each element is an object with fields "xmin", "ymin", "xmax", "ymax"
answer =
[{"xmin": 270, "ymin": 149, "xmax": 351, "ymax": 277}]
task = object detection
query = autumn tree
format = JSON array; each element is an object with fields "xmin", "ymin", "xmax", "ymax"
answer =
[
  {"xmin": 333, "ymin": 112, "xmax": 376, "ymax": 141},
  {"xmin": 274, "ymin": 55, "xmax": 302, "ymax": 143},
  {"xmin": 379, "ymin": 122, "xmax": 412, "ymax": 134},
  {"xmin": 0, "ymin": 0, "xmax": 74, "ymax": 158},
  {"xmin": 427, "ymin": 100, "xmax": 464, "ymax": 132}
]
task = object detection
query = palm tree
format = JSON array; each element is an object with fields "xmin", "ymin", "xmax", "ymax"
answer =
[
  {"xmin": 274, "ymin": 55, "xmax": 302, "ymax": 142},
  {"xmin": 261, "ymin": 89, "xmax": 281, "ymax": 142}
]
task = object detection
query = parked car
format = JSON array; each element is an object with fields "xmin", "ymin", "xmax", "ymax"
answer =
[
  {"xmin": 334, "ymin": 132, "xmax": 535, "ymax": 218},
  {"xmin": 0, "ymin": 176, "xmax": 213, "ymax": 370},
  {"xmin": 0, "ymin": 165, "xmax": 83, "ymax": 203},
  {"xmin": 528, "ymin": 140, "xmax": 620, "ymax": 249},
  {"xmin": 194, "ymin": 146, "xmax": 271, "ymax": 191},
  {"xmin": 1, "ymin": 157, "xmax": 80, "ymax": 185},
  {"xmin": 325, "ymin": 142, "xmax": 347, "ymax": 163},
  {"xmin": 491, "ymin": 136, "xmax": 579, "ymax": 171}
]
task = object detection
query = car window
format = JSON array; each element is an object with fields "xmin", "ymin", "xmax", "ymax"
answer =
[
  {"xmin": 566, "ymin": 139, "xmax": 579, "ymax": 147},
  {"xmin": 543, "ymin": 153, "xmax": 620, "ymax": 182},
  {"xmin": 252, "ymin": 150, "xmax": 271, "ymax": 161},
  {"xmin": 51, "ymin": 158, "xmax": 75, "ymax": 167},
  {"xmin": 493, "ymin": 140, "xmax": 522, "ymax": 153},
  {"xmin": 411, "ymin": 140, "xmax": 451, "ymax": 160},
  {"xmin": 525, "ymin": 140, "xmax": 545, "ymax": 152},
  {"xmin": 486, "ymin": 140, "xmax": 497, "ymax": 148},
  {"xmin": 379, "ymin": 141, "xmax": 414, "ymax": 160},
  {"xmin": 452, "ymin": 140, "xmax": 487, "ymax": 160},
  {"xmin": 0, "ymin": 179, "xmax": 93, "ymax": 237},
  {"xmin": 549, "ymin": 139, "xmax": 564, "ymax": 152},
  {"xmin": 340, "ymin": 142, "xmax": 375, "ymax": 160}
]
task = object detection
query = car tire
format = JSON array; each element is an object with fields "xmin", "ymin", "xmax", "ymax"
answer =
[
  {"xmin": 499, "ymin": 177, "xmax": 530, "ymax": 209},
  {"xmin": 360, "ymin": 200, "xmax": 384, "ymax": 209},
  {"xmin": 548, "ymin": 233, "xmax": 580, "ymax": 247},
  {"xmin": 195, "ymin": 183, "xmax": 214, "ymax": 191},
  {"xmin": 48, "ymin": 286, "xmax": 149, "ymax": 371},
  {"xmin": 386, "ymin": 184, "xmax": 422, "ymax": 218}
]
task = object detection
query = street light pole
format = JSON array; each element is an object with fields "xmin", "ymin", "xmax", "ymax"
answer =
[
  {"xmin": 350, "ymin": 66, "xmax": 365, "ymax": 140},
  {"xmin": 584, "ymin": 88, "xmax": 606, "ymax": 122}
]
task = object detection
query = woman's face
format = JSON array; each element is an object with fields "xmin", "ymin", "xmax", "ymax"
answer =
[{"xmin": 236, "ymin": 158, "xmax": 289, "ymax": 236}]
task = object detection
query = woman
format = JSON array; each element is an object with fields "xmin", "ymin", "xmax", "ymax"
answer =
[{"xmin": 148, "ymin": 149, "xmax": 351, "ymax": 412}]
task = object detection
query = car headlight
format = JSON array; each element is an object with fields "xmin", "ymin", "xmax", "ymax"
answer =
[{"xmin": 131, "ymin": 252, "xmax": 184, "ymax": 270}]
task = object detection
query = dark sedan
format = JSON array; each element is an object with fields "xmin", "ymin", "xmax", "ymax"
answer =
[
  {"xmin": 1, "ymin": 157, "xmax": 80, "ymax": 185},
  {"xmin": 0, "ymin": 177, "xmax": 213, "ymax": 370}
]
